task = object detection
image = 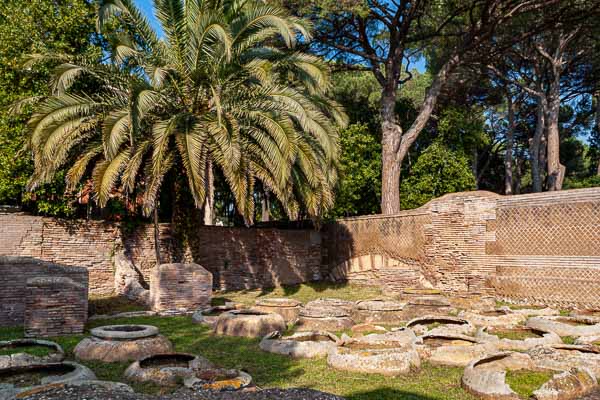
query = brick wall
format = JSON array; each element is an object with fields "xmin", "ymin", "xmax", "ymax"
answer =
[
  {"xmin": 0, "ymin": 257, "xmax": 88, "ymax": 328},
  {"xmin": 0, "ymin": 214, "xmax": 322, "ymax": 295},
  {"xmin": 324, "ymin": 188, "xmax": 600, "ymax": 308}
]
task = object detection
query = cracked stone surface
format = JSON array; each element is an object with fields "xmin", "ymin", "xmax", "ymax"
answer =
[
  {"xmin": 295, "ymin": 301, "xmax": 354, "ymax": 332},
  {"xmin": 259, "ymin": 331, "xmax": 340, "ymax": 359},
  {"xmin": 352, "ymin": 300, "xmax": 405, "ymax": 324},
  {"xmin": 124, "ymin": 353, "xmax": 215, "ymax": 386},
  {"xmin": 528, "ymin": 345, "xmax": 600, "ymax": 379},
  {"xmin": 74, "ymin": 335, "xmax": 173, "ymax": 363},
  {"xmin": 327, "ymin": 344, "xmax": 420, "ymax": 376},
  {"xmin": 213, "ymin": 311, "xmax": 286, "ymax": 338},
  {"xmin": 533, "ymin": 368, "xmax": 597, "ymax": 400},
  {"xmin": 416, "ymin": 333, "xmax": 495, "ymax": 367}
]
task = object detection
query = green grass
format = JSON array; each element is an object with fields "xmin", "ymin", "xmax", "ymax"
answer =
[
  {"xmin": 0, "ymin": 284, "xmax": 482, "ymax": 399},
  {"xmin": 493, "ymin": 330, "xmax": 540, "ymax": 341},
  {"xmin": 0, "ymin": 315, "xmax": 477, "ymax": 399},
  {"xmin": 505, "ymin": 370, "xmax": 553, "ymax": 399},
  {"xmin": 562, "ymin": 336, "xmax": 577, "ymax": 345},
  {"xmin": 88, "ymin": 294, "xmax": 149, "ymax": 315},
  {"xmin": 213, "ymin": 282, "xmax": 384, "ymax": 307},
  {"xmin": 0, "ymin": 345, "xmax": 53, "ymax": 357}
]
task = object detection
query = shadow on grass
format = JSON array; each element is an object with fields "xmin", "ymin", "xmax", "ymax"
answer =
[{"xmin": 346, "ymin": 388, "xmax": 439, "ymax": 400}]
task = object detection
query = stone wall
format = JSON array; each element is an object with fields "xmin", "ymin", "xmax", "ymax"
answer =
[
  {"xmin": 0, "ymin": 257, "xmax": 88, "ymax": 328},
  {"xmin": 183, "ymin": 226, "xmax": 322, "ymax": 291},
  {"xmin": 324, "ymin": 188, "xmax": 600, "ymax": 309},
  {"xmin": 0, "ymin": 214, "xmax": 322, "ymax": 295},
  {"xmin": 149, "ymin": 263, "xmax": 212, "ymax": 313}
]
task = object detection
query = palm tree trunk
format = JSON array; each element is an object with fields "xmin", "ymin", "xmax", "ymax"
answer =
[
  {"xmin": 203, "ymin": 159, "xmax": 214, "ymax": 225},
  {"xmin": 261, "ymin": 190, "xmax": 270, "ymax": 222}
]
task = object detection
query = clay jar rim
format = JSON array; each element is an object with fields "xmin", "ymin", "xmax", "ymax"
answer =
[
  {"xmin": 255, "ymin": 298, "xmax": 302, "ymax": 308},
  {"xmin": 0, "ymin": 339, "xmax": 64, "ymax": 357},
  {"xmin": 90, "ymin": 325, "xmax": 159, "ymax": 340},
  {"xmin": 356, "ymin": 299, "xmax": 405, "ymax": 311}
]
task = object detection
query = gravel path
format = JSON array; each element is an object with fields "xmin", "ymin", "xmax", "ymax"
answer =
[{"xmin": 19, "ymin": 384, "xmax": 345, "ymax": 400}]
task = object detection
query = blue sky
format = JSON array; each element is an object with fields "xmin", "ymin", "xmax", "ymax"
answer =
[
  {"xmin": 134, "ymin": 0, "xmax": 162, "ymax": 35},
  {"xmin": 132, "ymin": 0, "xmax": 426, "ymax": 72}
]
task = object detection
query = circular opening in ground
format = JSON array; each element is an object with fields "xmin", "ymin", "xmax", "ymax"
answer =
[
  {"xmin": 139, "ymin": 354, "xmax": 195, "ymax": 368},
  {"xmin": 0, "ymin": 364, "xmax": 75, "ymax": 388}
]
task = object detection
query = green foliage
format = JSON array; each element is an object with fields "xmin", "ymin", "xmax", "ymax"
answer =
[
  {"xmin": 0, "ymin": 0, "xmax": 97, "ymax": 214},
  {"xmin": 23, "ymin": 0, "xmax": 346, "ymax": 223},
  {"xmin": 330, "ymin": 123, "xmax": 381, "ymax": 217},
  {"xmin": 563, "ymin": 175, "xmax": 600, "ymax": 189},
  {"xmin": 401, "ymin": 142, "xmax": 476, "ymax": 209}
]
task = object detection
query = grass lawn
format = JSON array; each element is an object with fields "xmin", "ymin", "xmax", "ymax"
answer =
[{"xmin": 0, "ymin": 284, "xmax": 479, "ymax": 400}]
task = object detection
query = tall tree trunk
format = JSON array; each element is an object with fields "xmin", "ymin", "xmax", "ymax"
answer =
[
  {"xmin": 546, "ymin": 78, "xmax": 565, "ymax": 191},
  {"xmin": 515, "ymin": 156, "xmax": 523, "ymax": 195},
  {"xmin": 153, "ymin": 206, "xmax": 161, "ymax": 265},
  {"xmin": 261, "ymin": 190, "xmax": 270, "ymax": 222},
  {"xmin": 504, "ymin": 90, "xmax": 515, "ymax": 195},
  {"xmin": 202, "ymin": 159, "xmax": 214, "ymax": 225},
  {"xmin": 380, "ymin": 87, "xmax": 403, "ymax": 215},
  {"xmin": 379, "ymin": 55, "xmax": 459, "ymax": 214},
  {"xmin": 530, "ymin": 98, "xmax": 546, "ymax": 193},
  {"xmin": 471, "ymin": 148, "xmax": 479, "ymax": 189}
]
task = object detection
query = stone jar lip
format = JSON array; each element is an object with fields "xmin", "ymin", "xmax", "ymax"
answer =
[
  {"xmin": 406, "ymin": 316, "xmax": 470, "ymax": 328},
  {"xmin": 255, "ymin": 298, "xmax": 302, "ymax": 308},
  {"xmin": 90, "ymin": 325, "xmax": 159, "ymax": 340},
  {"xmin": 0, "ymin": 339, "xmax": 64, "ymax": 357},
  {"xmin": 356, "ymin": 299, "xmax": 405, "ymax": 311}
]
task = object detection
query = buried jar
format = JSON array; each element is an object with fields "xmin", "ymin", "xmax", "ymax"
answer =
[{"xmin": 73, "ymin": 325, "xmax": 173, "ymax": 363}]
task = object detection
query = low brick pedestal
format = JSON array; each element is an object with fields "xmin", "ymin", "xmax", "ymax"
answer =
[
  {"xmin": 150, "ymin": 263, "xmax": 212, "ymax": 313},
  {"xmin": 24, "ymin": 277, "xmax": 88, "ymax": 337}
]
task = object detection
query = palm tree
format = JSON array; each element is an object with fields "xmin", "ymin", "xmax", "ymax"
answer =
[{"xmin": 24, "ymin": 0, "xmax": 347, "ymax": 233}]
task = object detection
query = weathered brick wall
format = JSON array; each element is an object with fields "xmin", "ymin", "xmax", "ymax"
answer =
[
  {"xmin": 24, "ymin": 276, "xmax": 88, "ymax": 337},
  {"xmin": 0, "ymin": 257, "xmax": 88, "ymax": 328},
  {"xmin": 149, "ymin": 263, "xmax": 212, "ymax": 312},
  {"xmin": 325, "ymin": 188, "xmax": 600, "ymax": 308},
  {"xmin": 0, "ymin": 214, "xmax": 322, "ymax": 295},
  {"xmin": 182, "ymin": 226, "xmax": 322, "ymax": 291}
]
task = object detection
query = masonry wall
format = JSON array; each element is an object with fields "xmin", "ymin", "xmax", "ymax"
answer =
[
  {"xmin": 324, "ymin": 188, "xmax": 600, "ymax": 309},
  {"xmin": 0, "ymin": 213, "xmax": 322, "ymax": 295},
  {"xmin": 0, "ymin": 257, "xmax": 88, "ymax": 328}
]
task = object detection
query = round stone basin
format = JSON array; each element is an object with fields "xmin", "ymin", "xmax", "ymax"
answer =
[
  {"xmin": 296, "ymin": 303, "xmax": 354, "ymax": 332},
  {"xmin": 259, "ymin": 331, "xmax": 340, "ymax": 359},
  {"xmin": 352, "ymin": 300, "xmax": 405, "ymax": 324},
  {"xmin": 463, "ymin": 352, "xmax": 596, "ymax": 400},
  {"xmin": 459, "ymin": 309, "xmax": 527, "ymax": 328},
  {"xmin": 421, "ymin": 335, "xmax": 478, "ymax": 349},
  {"xmin": 417, "ymin": 333, "xmax": 489, "ymax": 367},
  {"xmin": 527, "ymin": 316, "xmax": 600, "ymax": 337},
  {"xmin": 0, "ymin": 361, "xmax": 96, "ymax": 398},
  {"xmin": 124, "ymin": 353, "xmax": 214, "ymax": 386},
  {"xmin": 192, "ymin": 305, "xmax": 238, "ymax": 326},
  {"xmin": 91, "ymin": 325, "xmax": 159, "ymax": 340},
  {"xmin": 74, "ymin": 325, "xmax": 172, "ymax": 362},
  {"xmin": 406, "ymin": 316, "xmax": 474, "ymax": 336},
  {"xmin": 254, "ymin": 298, "xmax": 303, "ymax": 323},
  {"xmin": 571, "ymin": 309, "xmax": 600, "ymax": 321},
  {"xmin": 528, "ymin": 344, "xmax": 600, "ymax": 379},
  {"xmin": 477, "ymin": 326, "xmax": 563, "ymax": 352},
  {"xmin": 327, "ymin": 343, "xmax": 420, "ymax": 376},
  {"xmin": 0, "ymin": 339, "xmax": 64, "ymax": 369},
  {"xmin": 214, "ymin": 310, "xmax": 286, "ymax": 338}
]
